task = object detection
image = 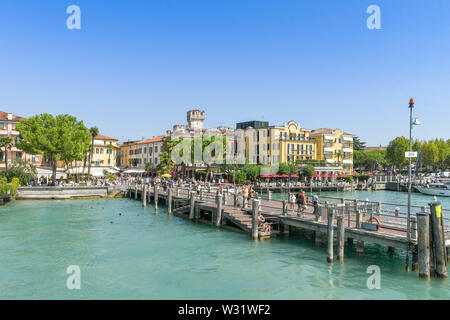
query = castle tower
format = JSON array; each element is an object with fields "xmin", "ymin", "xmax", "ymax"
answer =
[{"xmin": 187, "ymin": 109, "xmax": 205, "ymax": 130}]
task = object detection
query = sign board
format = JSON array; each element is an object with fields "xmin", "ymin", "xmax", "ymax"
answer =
[{"xmin": 405, "ymin": 152, "xmax": 418, "ymax": 158}]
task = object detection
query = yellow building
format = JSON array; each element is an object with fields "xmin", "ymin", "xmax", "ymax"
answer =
[
  {"xmin": 91, "ymin": 134, "xmax": 119, "ymax": 167},
  {"xmin": 310, "ymin": 128, "xmax": 354, "ymax": 172},
  {"xmin": 118, "ymin": 140, "xmax": 137, "ymax": 168},
  {"xmin": 240, "ymin": 120, "xmax": 317, "ymax": 165}
]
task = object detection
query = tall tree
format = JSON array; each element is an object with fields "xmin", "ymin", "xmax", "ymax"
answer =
[
  {"xmin": 0, "ymin": 137, "xmax": 13, "ymax": 176},
  {"xmin": 87, "ymin": 127, "xmax": 99, "ymax": 181},
  {"xmin": 353, "ymin": 136, "xmax": 366, "ymax": 151},
  {"xmin": 16, "ymin": 114, "xmax": 91, "ymax": 185},
  {"xmin": 386, "ymin": 136, "xmax": 409, "ymax": 170},
  {"xmin": 421, "ymin": 141, "xmax": 439, "ymax": 170}
]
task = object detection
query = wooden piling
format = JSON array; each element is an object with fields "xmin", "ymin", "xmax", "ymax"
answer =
[
  {"xmin": 355, "ymin": 210, "xmax": 364, "ymax": 257},
  {"xmin": 268, "ymin": 191, "xmax": 272, "ymax": 201},
  {"xmin": 168, "ymin": 188, "xmax": 173, "ymax": 214},
  {"xmin": 251, "ymin": 199, "xmax": 260, "ymax": 240},
  {"xmin": 189, "ymin": 191, "xmax": 196, "ymax": 220},
  {"xmin": 154, "ymin": 185, "xmax": 159, "ymax": 210},
  {"xmin": 134, "ymin": 184, "xmax": 138, "ymax": 200},
  {"xmin": 337, "ymin": 214, "xmax": 345, "ymax": 262},
  {"xmin": 282, "ymin": 200, "xmax": 287, "ymax": 216},
  {"xmin": 327, "ymin": 208, "xmax": 335, "ymax": 263},
  {"xmin": 429, "ymin": 202, "xmax": 448, "ymax": 279},
  {"xmin": 215, "ymin": 194, "xmax": 223, "ymax": 227},
  {"xmin": 416, "ymin": 210, "xmax": 431, "ymax": 279},
  {"xmin": 314, "ymin": 203, "xmax": 321, "ymax": 222},
  {"xmin": 142, "ymin": 184, "xmax": 147, "ymax": 208}
]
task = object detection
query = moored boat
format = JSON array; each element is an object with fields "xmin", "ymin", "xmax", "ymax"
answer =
[{"xmin": 415, "ymin": 183, "xmax": 450, "ymax": 197}]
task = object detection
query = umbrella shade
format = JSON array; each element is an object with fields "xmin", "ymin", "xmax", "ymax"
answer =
[
  {"xmin": 161, "ymin": 173, "xmax": 172, "ymax": 178},
  {"xmin": 312, "ymin": 174, "xmax": 320, "ymax": 178},
  {"xmin": 338, "ymin": 174, "xmax": 348, "ymax": 178},
  {"xmin": 260, "ymin": 175, "xmax": 272, "ymax": 178},
  {"xmin": 330, "ymin": 174, "xmax": 338, "ymax": 177},
  {"xmin": 352, "ymin": 172, "xmax": 360, "ymax": 175},
  {"xmin": 272, "ymin": 174, "xmax": 281, "ymax": 178},
  {"xmin": 280, "ymin": 174, "xmax": 289, "ymax": 178},
  {"xmin": 321, "ymin": 174, "xmax": 331, "ymax": 177},
  {"xmin": 290, "ymin": 174, "xmax": 299, "ymax": 178}
]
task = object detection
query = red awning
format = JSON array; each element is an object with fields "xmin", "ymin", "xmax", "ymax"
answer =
[
  {"xmin": 338, "ymin": 174, "xmax": 348, "ymax": 178},
  {"xmin": 330, "ymin": 174, "xmax": 338, "ymax": 177},
  {"xmin": 312, "ymin": 174, "xmax": 320, "ymax": 178},
  {"xmin": 290, "ymin": 174, "xmax": 299, "ymax": 178},
  {"xmin": 260, "ymin": 175, "xmax": 272, "ymax": 178},
  {"xmin": 279, "ymin": 174, "xmax": 289, "ymax": 178},
  {"xmin": 272, "ymin": 174, "xmax": 281, "ymax": 178},
  {"xmin": 321, "ymin": 174, "xmax": 331, "ymax": 177},
  {"xmin": 352, "ymin": 172, "xmax": 359, "ymax": 175}
]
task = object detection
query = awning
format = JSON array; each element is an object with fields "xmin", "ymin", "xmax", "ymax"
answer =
[{"xmin": 123, "ymin": 169, "xmax": 146, "ymax": 174}]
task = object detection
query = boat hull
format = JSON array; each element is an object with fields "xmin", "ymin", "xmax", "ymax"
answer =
[{"xmin": 416, "ymin": 187, "xmax": 450, "ymax": 197}]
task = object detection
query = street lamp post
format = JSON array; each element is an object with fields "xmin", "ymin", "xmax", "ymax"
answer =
[
  {"xmin": 406, "ymin": 98, "xmax": 420, "ymax": 272},
  {"xmin": 233, "ymin": 159, "xmax": 237, "ymax": 206}
]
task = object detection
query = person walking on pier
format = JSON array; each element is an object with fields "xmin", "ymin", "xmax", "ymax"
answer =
[
  {"xmin": 297, "ymin": 191, "xmax": 307, "ymax": 218},
  {"xmin": 289, "ymin": 193, "xmax": 296, "ymax": 210}
]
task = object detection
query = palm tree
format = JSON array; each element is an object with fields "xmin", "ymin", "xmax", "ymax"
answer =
[
  {"xmin": 0, "ymin": 137, "xmax": 13, "ymax": 176},
  {"xmin": 87, "ymin": 127, "xmax": 99, "ymax": 181}
]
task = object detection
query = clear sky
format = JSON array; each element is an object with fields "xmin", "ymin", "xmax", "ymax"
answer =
[{"xmin": 1, "ymin": 0, "xmax": 449, "ymax": 145}]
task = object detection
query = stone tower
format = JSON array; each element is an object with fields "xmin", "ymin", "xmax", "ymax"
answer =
[{"xmin": 187, "ymin": 109, "xmax": 205, "ymax": 130}]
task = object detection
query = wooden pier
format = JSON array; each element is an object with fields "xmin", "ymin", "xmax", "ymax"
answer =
[{"xmin": 127, "ymin": 183, "xmax": 449, "ymax": 278}]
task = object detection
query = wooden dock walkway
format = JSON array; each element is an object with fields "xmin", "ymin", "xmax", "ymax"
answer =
[{"xmin": 127, "ymin": 183, "xmax": 450, "ymax": 277}]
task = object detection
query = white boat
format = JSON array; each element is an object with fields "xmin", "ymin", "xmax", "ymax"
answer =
[{"xmin": 416, "ymin": 183, "xmax": 450, "ymax": 197}]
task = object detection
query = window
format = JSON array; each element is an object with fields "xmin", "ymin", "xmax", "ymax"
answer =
[
  {"xmin": 0, "ymin": 123, "xmax": 4, "ymax": 129},
  {"xmin": 0, "ymin": 152, "xmax": 3, "ymax": 161},
  {"xmin": 16, "ymin": 152, "xmax": 22, "ymax": 159},
  {"xmin": 155, "ymin": 147, "xmax": 158, "ymax": 153}
]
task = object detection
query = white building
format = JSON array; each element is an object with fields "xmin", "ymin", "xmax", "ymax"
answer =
[{"xmin": 134, "ymin": 135, "xmax": 165, "ymax": 170}]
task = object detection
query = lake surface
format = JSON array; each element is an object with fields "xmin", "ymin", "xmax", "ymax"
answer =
[{"xmin": 0, "ymin": 193, "xmax": 448, "ymax": 300}]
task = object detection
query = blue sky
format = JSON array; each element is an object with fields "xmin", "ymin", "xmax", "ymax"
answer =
[{"xmin": 1, "ymin": 0, "xmax": 449, "ymax": 145}]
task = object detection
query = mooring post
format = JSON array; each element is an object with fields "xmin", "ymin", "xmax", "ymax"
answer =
[
  {"xmin": 216, "ymin": 194, "xmax": 223, "ymax": 227},
  {"xmin": 189, "ymin": 191, "xmax": 196, "ymax": 220},
  {"xmin": 142, "ymin": 184, "xmax": 147, "ymax": 208},
  {"xmin": 377, "ymin": 202, "xmax": 382, "ymax": 215},
  {"xmin": 233, "ymin": 187, "xmax": 238, "ymax": 207},
  {"xmin": 251, "ymin": 199, "xmax": 260, "ymax": 240},
  {"xmin": 268, "ymin": 191, "xmax": 272, "ymax": 201},
  {"xmin": 337, "ymin": 214, "xmax": 345, "ymax": 262},
  {"xmin": 429, "ymin": 201, "xmax": 448, "ymax": 279},
  {"xmin": 242, "ymin": 194, "xmax": 247, "ymax": 209},
  {"xmin": 134, "ymin": 183, "xmax": 138, "ymax": 200},
  {"xmin": 200, "ymin": 190, "xmax": 204, "ymax": 201},
  {"xmin": 327, "ymin": 208, "xmax": 336, "ymax": 263},
  {"xmin": 282, "ymin": 200, "xmax": 287, "ymax": 216},
  {"xmin": 355, "ymin": 209, "xmax": 364, "ymax": 257},
  {"xmin": 154, "ymin": 184, "xmax": 159, "ymax": 210},
  {"xmin": 356, "ymin": 210, "xmax": 362, "ymax": 228},
  {"xmin": 168, "ymin": 187, "xmax": 173, "ymax": 214},
  {"xmin": 314, "ymin": 203, "xmax": 321, "ymax": 222},
  {"xmin": 176, "ymin": 186, "xmax": 180, "ymax": 197},
  {"xmin": 417, "ymin": 209, "xmax": 431, "ymax": 279},
  {"xmin": 395, "ymin": 207, "xmax": 400, "ymax": 217}
]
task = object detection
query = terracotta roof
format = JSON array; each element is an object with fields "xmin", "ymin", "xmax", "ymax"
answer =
[
  {"xmin": 364, "ymin": 146, "xmax": 387, "ymax": 151},
  {"xmin": 0, "ymin": 110, "xmax": 23, "ymax": 121},
  {"xmin": 311, "ymin": 128, "xmax": 353, "ymax": 136},
  {"xmin": 95, "ymin": 134, "xmax": 118, "ymax": 141},
  {"xmin": 137, "ymin": 135, "xmax": 165, "ymax": 144}
]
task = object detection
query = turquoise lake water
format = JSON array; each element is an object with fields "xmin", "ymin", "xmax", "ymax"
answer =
[{"xmin": 0, "ymin": 193, "xmax": 448, "ymax": 300}]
